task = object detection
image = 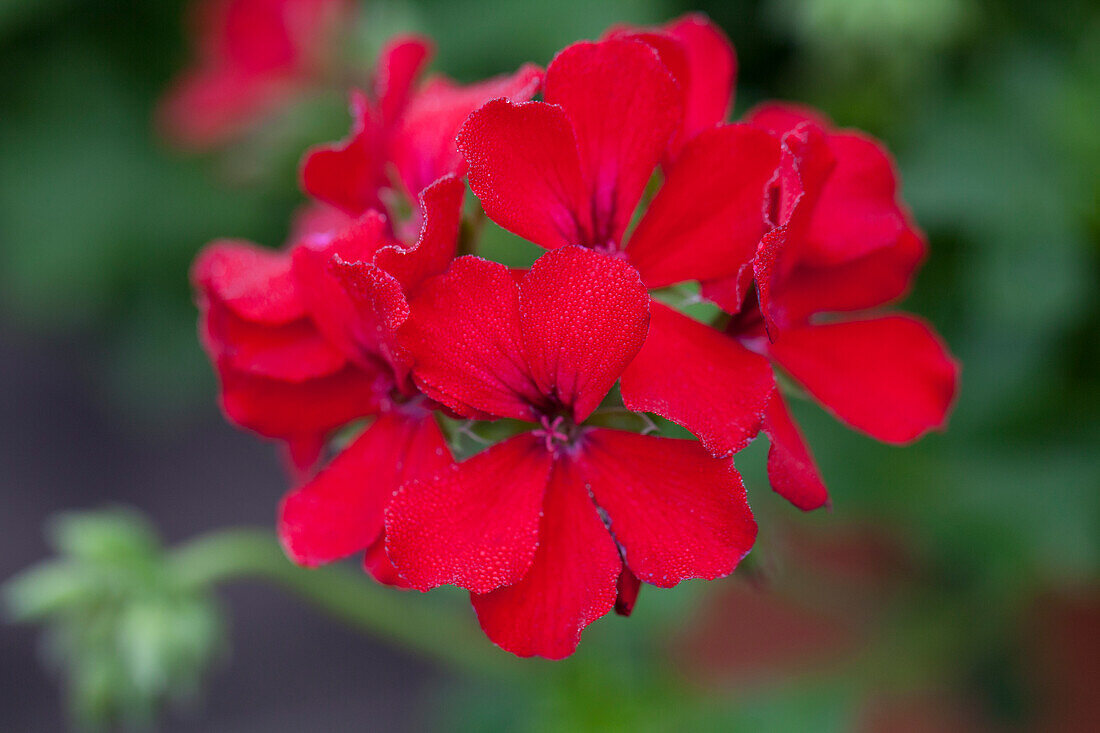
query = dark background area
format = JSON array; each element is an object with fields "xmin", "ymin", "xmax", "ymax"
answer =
[
  {"xmin": 0, "ymin": 325, "xmax": 444, "ymax": 731},
  {"xmin": 2, "ymin": 0, "xmax": 1098, "ymax": 730}
]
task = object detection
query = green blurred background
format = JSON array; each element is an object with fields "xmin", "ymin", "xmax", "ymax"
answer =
[{"xmin": 1, "ymin": 0, "xmax": 1098, "ymax": 730}]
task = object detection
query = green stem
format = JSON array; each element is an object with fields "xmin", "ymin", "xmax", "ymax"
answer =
[
  {"xmin": 457, "ymin": 207, "xmax": 486, "ymax": 257},
  {"xmin": 169, "ymin": 528, "xmax": 532, "ymax": 679}
]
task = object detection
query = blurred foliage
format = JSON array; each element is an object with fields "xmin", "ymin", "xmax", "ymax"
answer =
[
  {"xmin": 1, "ymin": 0, "xmax": 1099, "ymax": 730},
  {"xmin": 3, "ymin": 510, "xmax": 223, "ymax": 728}
]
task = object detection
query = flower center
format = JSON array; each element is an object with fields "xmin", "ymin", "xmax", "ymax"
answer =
[{"xmin": 532, "ymin": 414, "xmax": 580, "ymax": 454}]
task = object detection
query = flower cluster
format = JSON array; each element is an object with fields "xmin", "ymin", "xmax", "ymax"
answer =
[{"xmin": 191, "ymin": 14, "xmax": 959, "ymax": 658}]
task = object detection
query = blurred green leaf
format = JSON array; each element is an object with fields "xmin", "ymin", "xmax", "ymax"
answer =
[
  {"xmin": 48, "ymin": 508, "xmax": 161, "ymax": 564},
  {"xmin": 3, "ymin": 561, "xmax": 93, "ymax": 622},
  {"xmin": 4, "ymin": 508, "xmax": 225, "ymax": 729}
]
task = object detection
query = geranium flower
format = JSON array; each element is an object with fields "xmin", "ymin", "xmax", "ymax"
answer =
[
  {"xmin": 456, "ymin": 37, "xmax": 781, "ymax": 462},
  {"xmin": 301, "ymin": 36, "xmax": 543, "ymax": 221},
  {"xmin": 384, "ymin": 246, "xmax": 757, "ymax": 658},
  {"xmin": 682, "ymin": 103, "xmax": 959, "ymax": 509},
  {"xmin": 159, "ymin": 0, "xmax": 350, "ymax": 148},
  {"xmin": 193, "ymin": 176, "xmax": 464, "ymax": 583}
]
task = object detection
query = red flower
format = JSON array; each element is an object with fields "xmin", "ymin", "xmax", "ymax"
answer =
[
  {"xmin": 456, "ymin": 37, "xmax": 780, "ymax": 461},
  {"xmin": 689, "ymin": 103, "xmax": 958, "ymax": 508},
  {"xmin": 193, "ymin": 176, "xmax": 464, "ymax": 582},
  {"xmin": 301, "ymin": 37, "xmax": 543, "ymax": 219},
  {"xmin": 457, "ymin": 36, "xmax": 957, "ymax": 510},
  {"xmin": 159, "ymin": 0, "xmax": 350, "ymax": 148},
  {"xmin": 383, "ymin": 246, "xmax": 757, "ymax": 658}
]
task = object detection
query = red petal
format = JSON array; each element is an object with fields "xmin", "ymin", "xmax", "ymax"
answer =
[
  {"xmin": 291, "ymin": 211, "xmax": 394, "ymax": 367},
  {"xmin": 615, "ymin": 567, "xmax": 642, "ymax": 617},
  {"xmin": 752, "ymin": 122, "xmax": 835, "ymax": 333},
  {"xmin": 744, "ymin": 101, "xmax": 832, "ymax": 139},
  {"xmin": 804, "ymin": 131, "xmax": 910, "ymax": 267},
  {"xmin": 519, "ymin": 247, "xmax": 650, "ymax": 423},
  {"xmin": 278, "ymin": 410, "xmax": 451, "ymax": 567},
  {"xmin": 761, "ymin": 392, "xmax": 829, "ymax": 511},
  {"xmin": 326, "ymin": 258, "xmax": 412, "ymax": 386},
  {"xmin": 695, "ymin": 118, "xmax": 821, "ymax": 320},
  {"xmin": 663, "ymin": 13, "xmax": 736, "ymax": 150},
  {"xmin": 385, "ymin": 433, "xmax": 552, "ymax": 593},
  {"xmin": 471, "ymin": 456, "xmax": 620, "ymax": 659},
  {"xmin": 322, "ymin": 176, "xmax": 465, "ymax": 388},
  {"xmin": 157, "ymin": 68, "xmax": 293, "ymax": 149},
  {"xmin": 192, "ymin": 240, "xmax": 304, "ymax": 324},
  {"xmin": 606, "ymin": 13, "xmax": 735, "ymax": 157},
  {"xmin": 400, "ymin": 256, "xmax": 546, "ymax": 420},
  {"xmin": 778, "ymin": 226, "xmax": 926, "ymax": 321},
  {"xmin": 390, "ymin": 65, "xmax": 543, "ymax": 198},
  {"xmin": 218, "ymin": 0, "xmax": 344, "ymax": 73},
  {"xmin": 374, "ymin": 174, "xmax": 464, "ymax": 294},
  {"xmin": 747, "ymin": 103, "xmax": 916, "ymax": 269},
  {"xmin": 159, "ymin": 0, "xmax": 348, "ymax": 149},
  {"xmin": 216, "ymin": 360, "xmax": 389, "ymax": 440},
  {"xmin": 201, "ymin": 298, "xmax": 346, "ymax": 381},
  {"xmin": 544, "ymin": 38, "xmax": 681, "ymax": 246},
  {"xmin": 601, "ymin": 28, "xmax": 694, "ymax": 159},
  {"xmin": 781, "ymin": 120, "xmax": 835, "ymax": 220},
  {"xmin": 373, "ymin": 36, "xmax": 432, "ymax": 126},
  {"xmin": 627, "ymin": 124, "xmax": 779, "ymax": 288},
  {"xmin": 287, "ymin": 202, "xmax": 355, "ymax": 243},
  {"xmin": 457, "ymin": 99, "xmax": 590, "ymax": 249},
  {"xmin": 751, "ymin": 223, "xmax": 791, "ymax": 334},
  {"xmin": 300, "ymin": 91, "xmax": 388, "ymax": 217},
  {"xmin": 620, "ymin": 302, "xmax": 774, "ymax": 457},
  {"xmin": 300, "ymin": 36, "xmax": 431, "ymax": 216},
  {"xmin": 281, "ymin": 433, "xmax": 327, "ymax": 478},
  {"xmin": 698, "ymin": 265, "xmax": 753, "ymax": 315},
  {"xmin": 579, "ymin": 429, "xmax": 757, "ymax": 587},
  {"xmin": 362, "ymin": 535, "xmax": 411, "ymax": 588},
  {"xmin": 768, "ymin": 316, "xmax": 959, "ymax": 444}
]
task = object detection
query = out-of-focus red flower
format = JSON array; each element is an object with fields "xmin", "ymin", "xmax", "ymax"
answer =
[
  {"xmin": 682, "ymin": 523, "xmax": 1008, "ymax": 730},
  {"xmin": 192, "ymin": 176, "xmax": 465, "ymax": 583},
  {"xmin": 301, "ymin": 37, "xmax": 543, "ymax": 220},
  {"xmin": 858, "ymin": 691, "xmax": 992, "ymax": 733},
  {"xmin": 855, "ymin": 585, "xmax": 1100, "ymax": 733},
  {"xmin": 679, "ymin": 522, "xmax": 915, "ymax": 685},
  {"xmin": 159, "ymin": 0, "xmax": 350, "ymax": 148},
  {"xmin": 383, "ymin": 246, "xmax": 757, "ymax": 658},
  {"xmin": 457, "ymin": 37, "xmax": 781, "ymax": 467},
  {"xmin": 684, "ymin": 579, "xmax": 857, "ymax": 683},
  {"xmin": 1025, "ymin": 587, "xmax": 1100, "ymax": 732}
]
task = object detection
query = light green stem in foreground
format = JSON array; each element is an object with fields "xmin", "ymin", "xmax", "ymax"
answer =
[{"xmin": 169, "ymin": 528, "xmax": 531, "ymax": 679}]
